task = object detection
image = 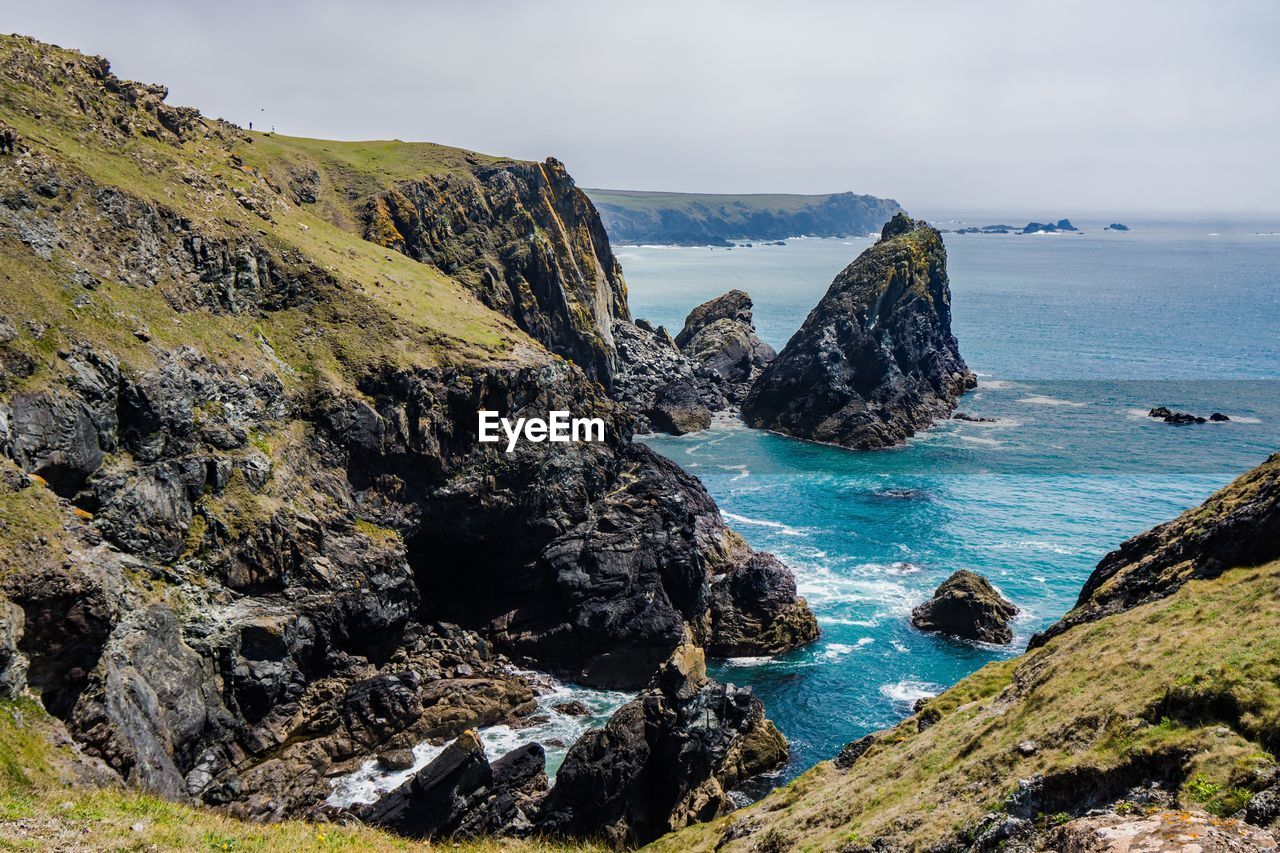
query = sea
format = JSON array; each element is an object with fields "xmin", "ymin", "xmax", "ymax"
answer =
[{"xmin": 329, "ymin": 217, "xmax": 1280, "ymax": 806}]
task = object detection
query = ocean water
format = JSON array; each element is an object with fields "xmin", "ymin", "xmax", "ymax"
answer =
[
  {"xmin": 329, "ymin": 219, "xmax": 1280, "ymax": 801},
  {"xmin": 629, "ymin": 218, "xmax": 1280, "ymax": 781}
]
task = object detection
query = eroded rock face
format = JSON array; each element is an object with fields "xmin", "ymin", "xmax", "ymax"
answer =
[
  {"xmin": 363, "ymin": 158, "xmax": 629, "ymax": 388},
  {"xmin": 911, "ymin": 570, "xmax": 1018, "ymax": 644},
  {"xmin": 707, "ymin": 552, "xmax": 820, "ymax": 656},
  {"xmin": 742, "ymin": 214, "xmax": 975, "ymax": 448},
  {"xmin": 536, "ymin": 642, "xmax": 788, "ymax": 846},
  {"xmin": 1049, "ymin": 809, "xmax": 1277, "ymax": 852},
  {"xmin": 610, "ymin": 290, "xmax": 774, "ymax": 434},
  {"xmin": 0, "ymin": 35, "xmax": 812, "ymax": 839}
]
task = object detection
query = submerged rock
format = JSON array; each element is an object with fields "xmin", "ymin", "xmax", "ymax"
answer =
[
  {"xmin": 911, "ymin": 570, "xmax": 1018, "ymax": 644},
  {"xmin": 537, "ymin": 641, "xmax": 788, "ymax": 846},
  {"xmin": 742, "ymin": 214, "xmax": 975, "ymax": 449}
]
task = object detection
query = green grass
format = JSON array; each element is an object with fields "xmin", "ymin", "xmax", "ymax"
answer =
[{"xmin": 0, "ymin": 33, "xmax": 536, "ymax": 396}]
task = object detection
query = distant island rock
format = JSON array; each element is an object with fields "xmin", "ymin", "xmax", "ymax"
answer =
[
  {"xmin": 1105, "ymin": 222, "xmax": 1130, "ymax": 231},
  {"xmin": 742, "ymin": 214, "xmax": 975, "ymax": 449},
  {"xmin": 943, "ymin": 218, "xmax": 1083, "ymax": 235},
  {"xmin": 1021, "ymin": 218, "xmax": 1078, "ymax": 233},
  {"xmin": 583, "ymin": 188, "xmax": 902, "ymax": 246}
]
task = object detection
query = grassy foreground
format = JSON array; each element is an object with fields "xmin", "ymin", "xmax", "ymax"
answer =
[{"xmin": 0, "ymin": 701, "xmax": 596, "ymax": 852}]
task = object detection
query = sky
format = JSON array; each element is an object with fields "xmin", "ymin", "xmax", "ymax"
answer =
[{"xmin": 3, "ymin": 0, "xmax": 1278, "ymax": 216}]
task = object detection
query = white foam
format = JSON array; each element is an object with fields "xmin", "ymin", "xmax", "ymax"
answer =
[
  {"xmin": 959, "ymin": 435, "xmax": 1002, "ymax": 447},
  {"xmin": 880, "ymin": 679, "xmax": 941, "ymax": 704},
  {"xmin": 722, "ymin": 512, "xmax": 807, "ymax": 537},
  {"xmin": 1018, "ymin": 395, "xmax": 1084, "ymax": 407},
  {"xmin": 325, "ymin": 672, "xmax": 631, "ymax": 809},
  {"xmin": 723, "ymin": 655, "xmax": 775, "ymax": 667}
]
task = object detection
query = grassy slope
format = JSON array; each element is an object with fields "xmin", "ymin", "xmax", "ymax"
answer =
[
  {"xmin": 652, "ymin": 558, "xmax": 1280, "ymax": 851},
  {"xmin": 0, "ymin": 696, "xmax": 597, "ymax": 852},
  {"xmin": 0, "ymin": 34, "xmax": 544, "ymax": 399}
]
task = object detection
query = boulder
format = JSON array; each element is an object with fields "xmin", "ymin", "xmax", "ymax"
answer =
[
  {"xmin": 676, "ymin": 290, "xmax": 776, "ymax": 404},
  {"xmin": 649, "ymin": 380, "xmax": 712, "ymax": 435},
  {"xmin": 353, "ymin": 730, "xmax": 534, "ymax": 839},
  {"xmin": 911, "ymin": 570, "xmax": 1018, "ymax": 644}
]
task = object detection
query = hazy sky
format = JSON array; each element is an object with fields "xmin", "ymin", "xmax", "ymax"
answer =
[{"xmin": 5, "ymin": 1, "xmax": 1278, "ymax": 215}]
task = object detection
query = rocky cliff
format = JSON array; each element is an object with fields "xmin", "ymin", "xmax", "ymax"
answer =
[
  {"xmin": 742, "ymin": 214, "xmax": 976, "ymax": 448},
  {"xmin": 364, "ymin": 158, "xmax": 629, "ymax": 388},
  {"xmin": 652, "ymin": 452, "xmax": 1280, "ymax": 851},
  {"xmin": 0, "ymin": 34, "xmax": 815, "ymax": 839},
  {"xmin": 584, "ymin": 188, "xmax": 902, "ymax": 247}
]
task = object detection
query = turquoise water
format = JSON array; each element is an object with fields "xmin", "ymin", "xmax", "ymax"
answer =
[{"xmin": 626, "ymin": 219, "xmax": 1280, "ymax": 782}]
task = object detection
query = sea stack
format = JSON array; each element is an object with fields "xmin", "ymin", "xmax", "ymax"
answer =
[
  {"xmin": 911, "ymin": 570, "xmax": 1018, "ymax": 644},
  {"xmin": 741, "ymin": 214, "xmax": 975, "ymax": 449}
]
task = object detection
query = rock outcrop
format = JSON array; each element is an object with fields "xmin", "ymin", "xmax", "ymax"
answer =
[
  {"xmin": 910, "ymin": 570, "xmax": 1018, "ymax": 644},
  {"xmin": 537, "ymin": 641, "xmax": 788, "ymax": 846},
  {"xmin": 706, "ymin": 552, "xmax": 820, "ymax": 656},
  {"xmin": 611, "ymin": 290, "xmax": 775, "ymax": 434},
  {"xmin": 1032, "ymin": 452, "xmax": 1280, "ymax": 648},
  {"xmin": 742, "ymin": 214, "xmax": 975, "ymax": 448},
  {"xmin": 0, "ymin": 33, "xmax": 814, "ymax": 837}
]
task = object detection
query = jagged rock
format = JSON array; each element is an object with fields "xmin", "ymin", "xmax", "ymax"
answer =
[
  {"xmin": 675, "ymin": 291, "xmax": 776, "ymax": 405},
  {"xmin": 0, "ymin": 597, "xmax": 28, "ymax": 697},
  {"xmin": 552, "ymin": 700, "xmax": 590, "ymax": 716},
  {"xmin": 706, "ymin": 553, "xmax": 819, "ymax": 656},
  {"xmin": 911, "ymin": 570, "xmax": 1018, "ymax": 644},
  {"xmin": 353, "ymin": 730, "xmax": 537, "ymax": 839},
  {"xmin": 649, "ymin": 380, "xmax": 712, "ymax": 435},
  {"xmin": 1247, "ymin": 784, "xmax": 1280, "ymax": 828},
  {"xmin": 743, "ymin": 214, "xmax": 975, "ymax": 449},
  {"xmin": 1032, "ymin": 453, "xmax": 1280, "ymax": 648},
  {"xmin": 537, "ymin": 641, "xmax": 787, "ymax": 845},
  {"xmin": 833, "ymin": 733, "xmax": 878, "ymax": 770}
]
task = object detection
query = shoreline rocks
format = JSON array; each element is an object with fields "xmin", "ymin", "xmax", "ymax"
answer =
[
  {"xmin": 911, "ymin": 570, "xmax": 1018, "ymax": 644},
  {"xmin": 1148, "ymin": 406, "xmax": 1229, "ymax": 424},
  {"xmin": 536, "ymin": 641, "xmax": 788, "ymax": 846},
  {"xmin": 742, "ymin": 214, "xmax": 975, "ymax": 449}
]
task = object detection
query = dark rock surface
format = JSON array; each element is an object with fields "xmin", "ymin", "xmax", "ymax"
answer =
[
  {"xmin": 610, "ymin": 290, "xmax": 775, "ymax": 434},
  {"xmin": 911, "ymin": 570, "xmax": 1018, "ymax": 644},
  {"xmin": 1032, "ymin": 452, "xmax": 1280, "ymax": 649},
  {"xmin": 742, "ymin": 214, "xmax": 975, "ymax": 448},
  {"xmin": 706, "ymin": 552, "xmax": 820, "ymax": 656},
  {"xmin": 1148, "ymin": 406, "xmax": 1230, "ymax": 425},
  {"xmin": 536, "ymin": 641, "xmax": 788, "ymax": 846}
]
